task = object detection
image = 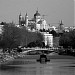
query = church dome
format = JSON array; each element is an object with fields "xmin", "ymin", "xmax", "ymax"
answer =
[{"xmin": 34, "ymin": 10, "xmax": 40, "ymax": 17}]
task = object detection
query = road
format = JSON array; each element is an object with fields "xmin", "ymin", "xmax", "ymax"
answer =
[{"xmin": 0, "ymin": 53, "xmax": 75, "ymax": 75}]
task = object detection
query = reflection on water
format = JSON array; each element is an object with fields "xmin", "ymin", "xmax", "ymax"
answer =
[
  {"xmin": 0, "ymin": 63, "xmax": 44, "ymax": 75},
  {"xmin": 0, "ymin": 59, "xmax": 75, "ymax": 75}
]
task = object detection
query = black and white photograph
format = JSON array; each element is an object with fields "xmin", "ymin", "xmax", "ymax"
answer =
[{"xmin": 0, "ymin": 0, "xmax": 74, "ymax": 75}]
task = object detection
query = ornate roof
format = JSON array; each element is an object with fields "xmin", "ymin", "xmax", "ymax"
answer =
[{"xmin": 34, "ymin": 10, "xmax": 40, "ymax": 17}]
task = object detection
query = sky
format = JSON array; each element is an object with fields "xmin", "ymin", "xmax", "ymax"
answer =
[{"xmin": 0, "ymin": 0, "xmax": 74, "ymax": 27}]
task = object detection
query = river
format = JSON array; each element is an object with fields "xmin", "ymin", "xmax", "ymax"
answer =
[{"xmin": 0, "ymin": 54, "xmax": 75, "ymax": 75}]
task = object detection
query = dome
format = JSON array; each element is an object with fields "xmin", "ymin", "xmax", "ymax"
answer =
[{"xmin": 34, "ymin": 10, "xmax": 40, "ymax": 17}]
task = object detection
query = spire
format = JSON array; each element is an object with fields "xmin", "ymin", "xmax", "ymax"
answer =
[
  {"xmin": 25, "ymin": 12, "xmax": 28, "ymax": 26},
  {"xmin": 60, "ymin": 20, "xmax": 63, "ymax": 25},
  {"xmin": 19, "ymin": 12, "xmax": 22, "ymax": 25}
]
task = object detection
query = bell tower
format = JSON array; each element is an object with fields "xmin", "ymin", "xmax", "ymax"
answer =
[
  {"xmin": 34, "ymin": 9, "xmax": 41, "ymax": 23},
  {"xmin": 25, "ymin": 12, "xmax": 28, "ymax": 26},
  {"xmin": 58, "ymin": 20, "xmax": 64, "ymax": 34},
  {"xmin": 19, "ymin": 12, "xmax": 22, "ymax": 25}
]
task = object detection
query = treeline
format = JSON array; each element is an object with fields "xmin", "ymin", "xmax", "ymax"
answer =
[
  {"xmin": 0, "ymin": 23, "xmax": 44, "ymax": 49},
  {"xmin": 59, "ymin": 30, "xmax": 75, "ymax": 48}
]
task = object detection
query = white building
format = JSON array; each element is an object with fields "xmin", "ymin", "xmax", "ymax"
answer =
[
  {"xmin": 19, "ymin": 10, "xmax": 49, "ymax": 31},
  {"xmin": 49, "ymin": 26, "xmax": 57, "ymax": 31},
  {"xmin": 41, "ymin": 32, "xmax": 53, "ymax": 47},
  {"xmin": 64, "ymin": 27, "xmax": 69, "ymax": 32}
]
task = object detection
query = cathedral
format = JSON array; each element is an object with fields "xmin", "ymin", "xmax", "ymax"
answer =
[{"xmin": 19, "ymin": 10, "xmax": 49, "ymax": 30}]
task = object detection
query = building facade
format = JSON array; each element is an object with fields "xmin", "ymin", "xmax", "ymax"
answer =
[
  {"xmin": 41, "ymin": 32, "xmax": 53, "ymax": 47},
  {"xmin": 19, "ymin": 10, "xmax": 49, "ymax": 31}
]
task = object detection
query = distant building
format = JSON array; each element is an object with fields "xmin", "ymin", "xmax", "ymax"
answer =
[
  {"xmin": 41, "ymin": 32, "xmax": 53, "ymax": 47},
  {"xmin": 57, "ymin": 20, "xmax": 65, "ymax": 33},
  {"xmin": 19, "ymin": 10, "xmax": 49, "ymax": 31},
  {"xmin": 18, "ymin": 10, "xmax": 54, "ymax": 47},
  {"xmin": 49, "ymin": 26, "xmax": 57, "ymax": 31},
  {"xmin": 64, "ymin": 27, "xmax": 69, "ymax": 32}
]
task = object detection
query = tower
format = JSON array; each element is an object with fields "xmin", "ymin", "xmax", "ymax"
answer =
[
  {"xmin": 34, "ymin": 9, "xmax": 41, "ymax": 22},
  {"xmin": 25, "ymin": 12, "xmax": 28, "ymax": 26},
  {"xmin": 19, "ymin": 12, "xmax": 22, "ymax": 25},
  {"xmin": 58, "ymin": 20, "xmax": 64, "ymax": 33},
  {"xmin": 34, "ymin": 9, "xmax": 41, "ymax": 30},
  {"xmin": 59, "ymin": 20, "xmax": 64, "ymax": 30}
]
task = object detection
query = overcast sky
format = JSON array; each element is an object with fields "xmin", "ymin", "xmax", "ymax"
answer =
[{"xmin": 0, "ymin": 0, "xmax": 74, "ymax": 27}]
